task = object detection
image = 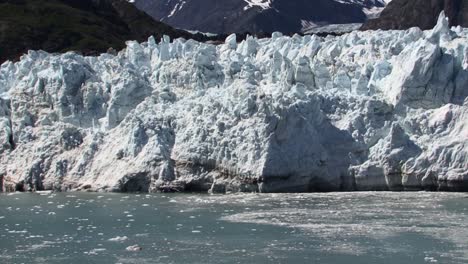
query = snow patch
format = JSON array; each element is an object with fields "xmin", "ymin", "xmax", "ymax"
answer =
[
  {"xmin": 167, "ymin": 1, "xmax": 186, "ymax": 18},
  {"xmin": 108, "ymin": 236, "xmax": 128, "ymax": 242},
  {"xmin": 243, "ymin": 0, "xmax": 272, "ymax": 11}
]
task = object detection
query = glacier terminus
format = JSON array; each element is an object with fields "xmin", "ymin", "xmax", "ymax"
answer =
[{"xmin": 0, "ymin": 13, "xmax": 466, "ymax": 193}]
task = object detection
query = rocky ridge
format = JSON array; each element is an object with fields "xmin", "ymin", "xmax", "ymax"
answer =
[
  {"xmin": 362, "ymin": 0, "xmax": 468, "ymax": 30},
  {"xmin": 0, "ymin": 13, "xmax": 466, "ymax": 193},
  {"xmin": 133, "ymin": 0, "xmax": 389, "ymax": 34},
  {"xmin": 0, "ymin": 0, "xmax": 201, "ymax": 64}
]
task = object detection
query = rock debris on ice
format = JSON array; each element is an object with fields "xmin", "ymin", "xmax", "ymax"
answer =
[{"xmin": 0, "ymin": 13, "xmax": 466, "ymax": 193}]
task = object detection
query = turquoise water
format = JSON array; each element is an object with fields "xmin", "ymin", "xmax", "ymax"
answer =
[{"xmin": 1, "ymin": 192, "xmax": 468, "ymax": 264}]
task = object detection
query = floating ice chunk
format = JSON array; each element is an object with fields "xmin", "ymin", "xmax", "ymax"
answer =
[
  {"xmin": 125, "ymin": 244, "xmax": 142, "ymax": 252},
  {"xmin": 108, "ymin": 236, "xmax": 128, "ymax": 242},
  {"xmin": 87, "ymin": 248, "xmax": 107, "ymax": 255}
]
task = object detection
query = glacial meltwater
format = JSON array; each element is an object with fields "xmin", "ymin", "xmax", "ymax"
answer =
[{"xmin": 1, "ymin": 192, "xmax": 468, "ymax": 264}]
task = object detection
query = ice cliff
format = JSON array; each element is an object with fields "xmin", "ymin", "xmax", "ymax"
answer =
[{"xmin": 0, "ymin": 13, "xmax": 466, "ymax": 193}]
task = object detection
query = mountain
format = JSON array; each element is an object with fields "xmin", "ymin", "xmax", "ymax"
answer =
[
  {"xmin": 132, "ymin": 0, "xmax": 390, "ymax": 34},
  {"xmin": 0, "ymin": 0, "xmax": 200, "ymax": 64},
  {"xmin": 362, "ymin": 0, "xmax": 468, "ymax": 30},
  {"xmin": 1, "ymin": 14, "xmax": 467, "ymax": 193}
]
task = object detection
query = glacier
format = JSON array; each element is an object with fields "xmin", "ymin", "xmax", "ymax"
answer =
[{"xmin": 0, "ymin": 13, "xmax": 466, "ymax": 193}]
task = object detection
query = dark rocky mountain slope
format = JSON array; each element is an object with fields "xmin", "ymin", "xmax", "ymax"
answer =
[
  {"xmin": 0, "ymin": 0, "xmax": 199, "ymax": 64},
  {"xmin": 362, "ymin": 0, "xmax": 468, "ymax": 30}
]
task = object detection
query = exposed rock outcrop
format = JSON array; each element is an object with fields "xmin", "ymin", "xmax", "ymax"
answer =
[
  {"xmin": 0, "ymin": 0, "xmax": 202, "ymax": 64},
  {"xmin": 362, "ymin": 0, "xmax": 468, "ymax": 30}
]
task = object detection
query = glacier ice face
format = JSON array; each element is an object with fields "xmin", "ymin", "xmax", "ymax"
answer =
[{"xmin": 0, "ymin": 14, "xmax": 466, "ymax": 193}]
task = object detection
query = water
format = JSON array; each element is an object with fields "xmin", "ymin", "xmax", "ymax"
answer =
[{"xmin": 1, "ymin": 192, "xmax": 468, "ymax": 264}]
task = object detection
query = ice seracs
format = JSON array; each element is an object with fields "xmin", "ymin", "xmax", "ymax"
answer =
[{"xmin": 0, "ymin": 12, "xmax": 466, "ymax": 193}]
